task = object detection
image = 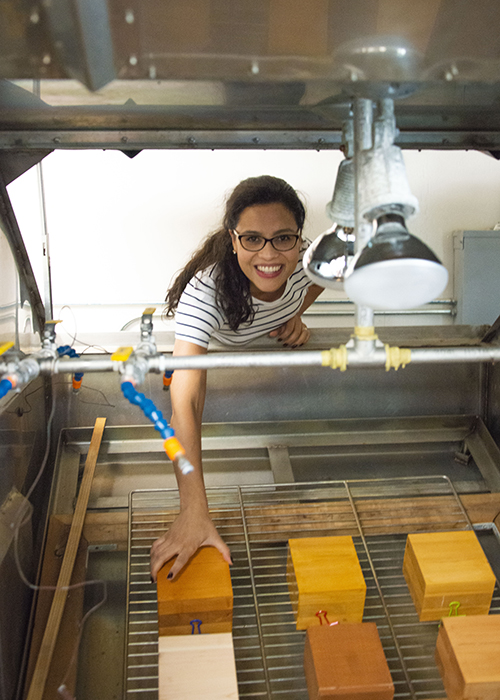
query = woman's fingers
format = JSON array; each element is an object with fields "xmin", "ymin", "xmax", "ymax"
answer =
[
  {"xmin": 150, "ymin": 510, "xmax": 233, "ymax": 581},
  {"xmin": 271, "ymin": 316, "xmax": 310, "ymax": 347}
]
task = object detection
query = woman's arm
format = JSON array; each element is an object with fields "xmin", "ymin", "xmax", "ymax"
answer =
[
  {"xmin": 269, "ymin": 283, "xmax": 324, "ymax": 346},
  {"xmin": 150, "ymin": 339, "xmax": 232, "ymax": 580}
]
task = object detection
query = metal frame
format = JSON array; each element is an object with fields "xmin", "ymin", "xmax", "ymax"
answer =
[{"xmin": 124, "ymin": 476, "xmax": 500, "ymax": 700}]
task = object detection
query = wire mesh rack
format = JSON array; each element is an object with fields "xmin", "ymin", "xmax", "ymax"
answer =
[{"xmin": 124, "ymin": 475, "xmax": 500, "ymax": 700}]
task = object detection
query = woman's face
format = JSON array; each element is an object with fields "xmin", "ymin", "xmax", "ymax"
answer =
[{"xmin": 230, "ymin": 202, "xmax": 302, "ymax": 302}]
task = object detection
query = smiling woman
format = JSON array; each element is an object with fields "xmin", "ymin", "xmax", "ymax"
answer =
[{"xmin": 150, "ymin": 175, "xmax": 324, "ymax": 581}]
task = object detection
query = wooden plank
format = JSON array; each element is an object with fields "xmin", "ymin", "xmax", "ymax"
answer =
[
  {"xmin": 304, "ymin": 623, "xmax": 394, "ymax": 700},
  {"xmin": 24, "ymin": 516, "xmax": 88, "ymax": 700},
  {"xmin": 157, "ymin": 547, "xmax": 233, "ymax": 636},
  {"xmin": 27, "ymin": 417, "xmax": 106, "ymax": 700},
  {"xmin": 158, "ymin": 632, "xmax": 238, "ymax": 700}
]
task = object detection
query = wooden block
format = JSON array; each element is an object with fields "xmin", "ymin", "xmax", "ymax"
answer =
[
  {"xmin": 159, "ymin": 632, "xmax": 238, "ymax": 700},
  {"xmin": 435, "ymin": 615, "xmax": 500, "ymax": 700},
  {"xmin": 287, "ymin": 536, "xmax": 366, "ymax": 630},
  {"xmin": 304, "ymin": 622, "xmax": 394, "ymax": 700},
  {"xmin": 157, "ymin": 546, "xmax": 233, "ymax": 635},
  {"xmin": 402, "ymin": 531, "xmax": 495, "ymax": 621}
]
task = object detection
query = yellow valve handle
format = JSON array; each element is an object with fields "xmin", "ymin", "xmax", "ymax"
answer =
[
  {"xmin": 0, "ymin": 341, "xmax": 14, "ymax": 356},
  {"xmin": 45, "ymin": 319, "xmax": 62, "ymax": 325},
  {"xmin": 385, "ymin": 345, "xmax": 411, "ymax": 371},
  {"xmin": 111, "ymin": 346, "xmax": 134, "ymax": 362},
  {"xmin": 142, "ymin": 307, "xmax": 156, "ymax": 316},
  {"xmin": 321, "ymin": 345, "xmax": 348, "ymax": 372}
]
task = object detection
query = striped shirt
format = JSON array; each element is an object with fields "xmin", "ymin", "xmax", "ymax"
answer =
[{"xmin": 175, "ymin": 255, "xmax": 313, "ymax": 348}]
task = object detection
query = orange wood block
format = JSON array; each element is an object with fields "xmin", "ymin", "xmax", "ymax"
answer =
[
  {"xmin": 287, "ymin": 536, "xmax": 366, "ymax": 630},
  {"xmin": 157, "ymin": 546, "xmax": 233, "ymax": 636},
  {"xmin": 402, "ymin": 531, "xmax": 495, "ymax": 621},
  {"xmin": 158, "ymin": 633, "xmax": 238, "ymax": 700},
  {"xmin": 435, "ymin": 615, "xmax": 500, "ymax": 700},
  {"xmin": 304, "ymin": 623, "xmax": 394, "ymax": 700}
]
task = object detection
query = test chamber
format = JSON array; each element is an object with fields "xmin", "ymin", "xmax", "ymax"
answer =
[{"xmin": 2, "ymin": 2, "xmax": 500, "ymax": 699}]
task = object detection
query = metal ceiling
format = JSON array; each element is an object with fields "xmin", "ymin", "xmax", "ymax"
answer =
[{"xmin": 0, "ymin": 0, "xmax": 500, "ymax": 155}]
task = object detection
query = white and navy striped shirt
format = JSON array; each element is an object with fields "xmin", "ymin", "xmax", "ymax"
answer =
[{"xmin": 175, "ymin": 255, "xmax": 313, "ymax": 348}]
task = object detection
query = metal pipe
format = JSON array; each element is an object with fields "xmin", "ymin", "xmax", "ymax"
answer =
[
  {"xmin": 353, "ymin": 98, "xmax": 375, "ymax": 335},
  {"xmin": 16, "ymin": 345, "xmax": 500, "ymax": 377}
]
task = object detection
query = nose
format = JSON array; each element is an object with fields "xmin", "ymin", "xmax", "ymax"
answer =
[{"xmin": 260, "ymin": 239, "xmax": 279, "ymax": 257}]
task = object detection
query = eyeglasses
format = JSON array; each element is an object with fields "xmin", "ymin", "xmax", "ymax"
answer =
[{"xmin": 233, "ymin": 230, "xmax": 301, "ymax": 252}]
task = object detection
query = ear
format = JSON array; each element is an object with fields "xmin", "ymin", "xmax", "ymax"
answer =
[{"xmin": 229, "ymin": 230, "xmax": 237, "ymax": 253}]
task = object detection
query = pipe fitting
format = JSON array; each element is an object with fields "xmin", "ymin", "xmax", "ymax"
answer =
[
  {"xmin": 385, "ymin": 345, "xmax": 411, "ymax": 371},
  {"xmin": 321, "ymin": 346, "xmax": 348, "ymax": 371}
]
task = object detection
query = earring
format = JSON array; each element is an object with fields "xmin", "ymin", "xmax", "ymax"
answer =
[{"xmin": 232, "ymin": 250, "xmax": 236, "ymax": 254}]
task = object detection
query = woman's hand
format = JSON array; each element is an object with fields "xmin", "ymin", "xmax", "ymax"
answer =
[
  {"xmin": 269, "ymin": 314, "xmax": 311, "ymax": 347},
  {"xmin": 150, "ymin": 505, "xmax": 232, "ymax": 582}
]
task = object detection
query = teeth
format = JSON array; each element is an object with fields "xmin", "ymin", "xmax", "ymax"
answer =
[{"xmin": 257, "ymin": 265, "xmax": 281, "ymax": 272}]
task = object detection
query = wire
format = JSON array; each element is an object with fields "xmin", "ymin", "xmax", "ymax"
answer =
[
  {"xmin": 57, "ymin": 304, "xmax": 111, "ymax": 355},
  {"xmin": 11, "ymin": 390, "xmax": 106, "ymax": 694}
]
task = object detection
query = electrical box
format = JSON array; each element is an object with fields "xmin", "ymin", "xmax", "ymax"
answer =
[{"xmin": 453, "ymin": 230, "xmax": 500, "ymax": 325}]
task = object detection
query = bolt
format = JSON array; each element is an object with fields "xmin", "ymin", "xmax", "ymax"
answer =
[
  {"xmin": 252, "ymin": 136, "xmax": 260, "ymax": 144},
  {"xmin": 318, "ymin": 138, "xmax": 325, "ymax": 145},
  {"xmin": 53, "ymin": 137, "xmax": 60, "ymax": 144},
  {"xmin": 30, "ymin": 10, "xmax": 40, "ymax": 23},
  {"xmin": 251, "ymin": 61, "xmax": 259, "ymax": 75},
  {"xmin": 187, "ymin": 137, "xmax": 196, "ymax": 145},
  {"xmin": 121, "ymin": 136, "xmax": 128, "ymax": 143},
  {"xmin": 125, "ymin": 9, "xmax": 134, "ymax": 23},
  {"xmin": 129, "ymin": 54, "xmax": 138, "ymax": 66},
  {"xmin": 42, "ymin": 53, "xmax": 51, "ymax": 65},
  {"xmin": 149, "ymin": 64, "xmax": 157, "ymax": 80}
]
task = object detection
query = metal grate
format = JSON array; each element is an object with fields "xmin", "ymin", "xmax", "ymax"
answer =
[{"xmin": 124, "ymin": 476, "xmax": 500, "ymax": 699}]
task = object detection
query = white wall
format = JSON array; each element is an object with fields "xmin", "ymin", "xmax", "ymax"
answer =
[{"xmin": 7, "ymin": 148, "xmax": 500, "ymax": 339}]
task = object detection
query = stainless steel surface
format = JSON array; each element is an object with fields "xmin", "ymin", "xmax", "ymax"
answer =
[
  {"xmin": 2, "ymin": 4, "xmax": 500, "ymax": 151},
  {"xmin": 49, "ymin": 414, "xmax": 500, "ymax": 515},
  {"xmin": 124, "ymin": 477, "xmax": 500, "ymax": 699},
  {"xmin": 0, "ymin": 377, "xmax": 49, "ymax": 700}
]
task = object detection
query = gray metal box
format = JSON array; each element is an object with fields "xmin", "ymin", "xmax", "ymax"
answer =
[{"xmin": 453, "ymin": 230, "xmax": 500, "ymax": 325}]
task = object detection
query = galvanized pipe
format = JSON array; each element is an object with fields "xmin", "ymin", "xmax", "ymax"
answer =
[
  {"xmin": 16, "ymin": 345, "xmax": 500, "ymax": 377},
  {"xmin": 352, "ymin": 98, "xmax": 375, "ymax": 335}
]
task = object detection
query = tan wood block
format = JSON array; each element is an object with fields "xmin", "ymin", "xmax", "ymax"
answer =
[
  {"xmin": 287, "ymin": 536, "xmax": 366, "ymax": 630},
  {"xmin": 158, "ymin": 632, "xmax": 238, "ymax": 700},
  {"xmin": 157, "ymin": 546, "xmax": 233, "ymax": 636},
  {"xmin": 403, "ymin": 531, "xmax": 495, "ymax": 621},
  {"xmin": 435, "ymin": 616, "xmax": 500, "ymax": 700},
  {"xmin": 304, "ymin": 622, "xmax": 394, "ymax": 700}
]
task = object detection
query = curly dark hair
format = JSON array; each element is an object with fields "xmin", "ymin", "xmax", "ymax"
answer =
[{"xmin": 165, "ymin": 175, "xmax": 306, "ymax": 331}]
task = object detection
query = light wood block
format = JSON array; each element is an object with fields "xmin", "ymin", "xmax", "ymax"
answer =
[
  {"xmin": 402, "ymin": 531, "xmax": 495, "ymax": 621},
  {"xmin": 304, "ymin": 622, "xmax": 394, "ymax": 700},
  {"xmin": 435, "ymin": 615, "xmax": 500, "ymax": 700},
  {"xmin": 159, "ymin": 632, "xmax": 238, "ymax": 700},
  {"xmin": 287, "ymin": 536, "xmax": 366, "ymax": 630},
  {"xmin": 157, "ymin": 546, "xmax": 233, "ymax": 635}
]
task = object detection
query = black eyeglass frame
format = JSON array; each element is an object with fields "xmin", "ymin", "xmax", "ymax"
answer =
[{"xmin": 232, "ymin": 230, "xmax": 301, "ymax": 252}]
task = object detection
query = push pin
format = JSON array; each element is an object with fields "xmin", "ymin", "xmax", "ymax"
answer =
[
  {"xmin": 316, "ymin": 610, "xmax": 339, "ymax": 626},
  {"xmin": 190, "ymin": 618, "xmax": 202, "ymax": 635}
]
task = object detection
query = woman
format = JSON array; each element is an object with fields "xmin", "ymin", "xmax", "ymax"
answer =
[{"xmin": 150, "ymin": 175, "xmax": 324, "ymax": 580}]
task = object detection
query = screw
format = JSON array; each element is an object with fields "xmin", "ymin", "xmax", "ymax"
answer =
[
  {"xmin": 129, "ymin": 55, "xmax": 138, "ymax": 66},
  {"xmin": 125, "ymin": 9, "xmax": 134, "ymax": 23},
  {"xmin": 252, "ymin": 136, "xmax": 260, "ymax": 144},
  {"xmin": 187, "ymin": 137, "xmax": 196, "ymax": 145},
  {"xmin": 53, "ymin": 137, "xmax": 60, "ymax": 144},
  {"xmin": 42, "ymin": 53, "xmax": 51, "ymax": 65},
  {"xmin": 30, "ymin": 10, "xmax": 40, "ymax": 23},
  {"xmin": 121, "ymin": 136, "xmax": 128, "ymax": 143}
]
